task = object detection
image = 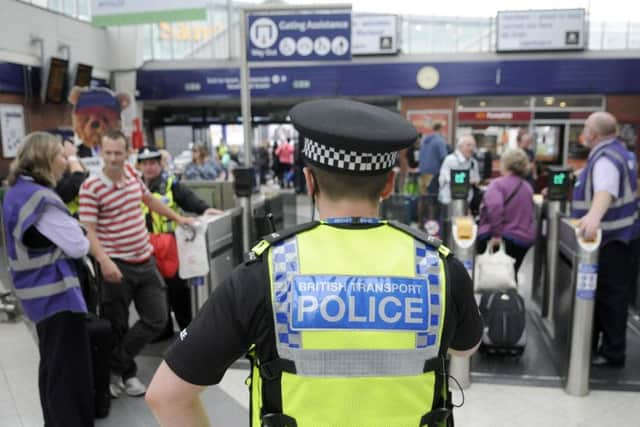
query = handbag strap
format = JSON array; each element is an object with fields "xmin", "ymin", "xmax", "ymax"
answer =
[{"xmin": 504, "ymin": 179, "xmax": 524, "ymax": 206}]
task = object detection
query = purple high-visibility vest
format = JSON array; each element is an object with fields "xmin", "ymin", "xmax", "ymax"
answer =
[
  {"xmin": 3, "ymin": 177, "xmax": 86, "ymax": 323},
  {"xmin": 571, "ymin": 140, "xmax": 640, "ymax": 245}
]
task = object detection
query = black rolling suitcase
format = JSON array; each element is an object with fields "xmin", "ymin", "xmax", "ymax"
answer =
[
  {"xmin": 78, "ymin": 257, "xmax": 112, "ymax": 419},
  {"xmin": 478, "ymin": 288, "xmax": 526, "ymax": 356},
  {"xmin": 86, "ymin": 315, "xmax": 112, "ymax": 418}
]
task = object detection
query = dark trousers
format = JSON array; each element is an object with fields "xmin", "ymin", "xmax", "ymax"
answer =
[
  {"xmin": 477, "ymin": 237, "xmax": 530, "ymax": 279},
  {"xmin": 36, "ymin": 311, "xmax": 94, "ymax": 427},
  {"xmin": 161, "ymin": 274, "xmax": 192, "ymax": 333},
  {"xmin": 593, "ymin": 240, "xmax": 640, "ymax": 362},
  {"xmin": 101, "ymin": 257, "xmax": 167, "ymax": 379}
]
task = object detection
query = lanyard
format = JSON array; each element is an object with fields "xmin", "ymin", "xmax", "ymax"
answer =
[{"xmin": 323, "ymin": 217, "xmax": 381, "ymax": 225}]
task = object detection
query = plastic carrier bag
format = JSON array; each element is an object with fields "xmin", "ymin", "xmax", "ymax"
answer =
[
  {"xmin": 175, "ymin": 216, "xmax": 217, "ymax": 279},
  {"xmin": 474, "ymin": 242, "xmax": 517, "ymax": 291}
]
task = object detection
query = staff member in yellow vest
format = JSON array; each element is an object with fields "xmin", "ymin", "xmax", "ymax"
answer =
[
  {"xmin": 138, "ymin": 146, "xmax": 221, "ymax": 339},
  {"xmin": 146, "ymin": 99, "xmax": 482, "ymax": 427}
]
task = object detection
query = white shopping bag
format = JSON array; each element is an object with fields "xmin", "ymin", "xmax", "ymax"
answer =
[
  {"xmin": 474, "ymin": 242, "xmax": 517, "ymax": 291},
  {"xmin": 175, "ymin": 216, "xmax": 217, "ymax": 279}
]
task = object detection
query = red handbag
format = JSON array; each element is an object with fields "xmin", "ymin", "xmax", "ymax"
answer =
[{"xmin": 149, "ymin": 233, "xmax": 179, "ymax": 279}]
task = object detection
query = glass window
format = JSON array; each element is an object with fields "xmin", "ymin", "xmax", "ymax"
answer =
[
  {"xmin": 568, "ymin": 124, "xmax": 589, "ymax": 160},
  {"xmin": 143, "ymin": 24, "xmax": 153, "ymax": 61},
  {"xmin": 588, "ymin": 21, "xmax": 604, "ymax": 50},
  {"xmin": 62, "ymin": 0, "xmax": 75, "ymax": 16},
  {"xmin": 458, "ymin": 96, "xmax": 530, "ymax": 109},
  {"xmin": 533, "ymin": 95, "xmax": 604, "ymax": 109},
  {"xmin": 77, "ymin": 0, "xmax": 90, "ymax": 21},
  {"xmin": 602, "ymin": 22, "xmax": 629, "ymax": 50},
  {"xmin": 151, "ymin": 23, "xmax": 173, "ymax": 60},
  {"xmin": 47, "ymin": 0, "xmax": 63, "ymax": 13},
  {"xmin": 630, "ymin": 23, "xmax": 640, "ymax": 49},
  {"xmin": 172, "ymin": 22, "xmax": 195, "ymax": 60}
]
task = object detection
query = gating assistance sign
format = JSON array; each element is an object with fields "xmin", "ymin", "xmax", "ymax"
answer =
[
  {"xmin": 291, "ymin": 275, "xmax": 429, "ymax": 331},
  {"xmin": 247, "ymin": 10, "xmax": 351, "ymax": 61}
]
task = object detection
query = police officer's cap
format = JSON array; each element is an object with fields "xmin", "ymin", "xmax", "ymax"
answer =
[
  {"xmin": 289, "ymin": 99, "xmax": 418, "ymax": 175},
  {"xmin": 137, "ymin": 146, "xmax": 162, "ymax": 161}
]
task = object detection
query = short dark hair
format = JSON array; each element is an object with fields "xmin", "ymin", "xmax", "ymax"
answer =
[
  {"xmin": 102, "ymin": 129, "xmax": 128, "ymax": 149},
  {"xmin": 309, "ymin": 165, "xmax": 390, "ymax": 204},
  {"xmin": 433, "ymin": 123, "xmax": 442, "ymax": 132}
]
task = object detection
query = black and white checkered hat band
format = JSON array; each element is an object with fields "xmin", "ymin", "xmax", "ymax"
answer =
[{"xmin": 302, "ymin": 138, "xmax": 398, "ymax": 172}]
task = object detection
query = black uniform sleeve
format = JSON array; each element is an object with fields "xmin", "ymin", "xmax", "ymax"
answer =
[
  {"xmin": 164, "ymin": 259, "xmax": 272, "ymax": 386},
  {"xmin": 55, "ymin": 171, "xmax": 88, "ymax": 204},
  {"xmin": 446, "ymin": 256, "xmax": 483, "ymax": 352},
  {"xmin": 172, "ymin": 181, "xmax": 210, "ymax": 215}
]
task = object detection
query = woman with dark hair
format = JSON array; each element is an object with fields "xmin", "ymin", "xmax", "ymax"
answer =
[
  {"xmin": 477, "ymin": 148, "xmax": 536, "ymax": 275},
  {"xmin": 3, "ymin": 132, "xmax": 94, "ymax": 426}
]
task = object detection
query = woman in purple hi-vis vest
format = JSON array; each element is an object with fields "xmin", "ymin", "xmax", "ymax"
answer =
[{"xmin": 3, "ymin": 132, "xmax": 95, "ymax": 426}]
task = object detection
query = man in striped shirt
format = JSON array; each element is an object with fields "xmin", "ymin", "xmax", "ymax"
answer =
[{"xmin": 79, "ymin": 129, "xmax": 194, "ymax": 398}]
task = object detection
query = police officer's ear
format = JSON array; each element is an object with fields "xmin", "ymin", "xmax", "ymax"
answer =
[
  {"xmin": 303, "ymin": 167, "xmax": 317, "ymax": 198},
  {"xmin": 379, "ymin": 170, "xmax": 396, "ymax": 201}
]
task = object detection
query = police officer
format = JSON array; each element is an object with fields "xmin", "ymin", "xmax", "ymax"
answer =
[
  {"xmin": 145, "ymin": 99, "xmax": 482, "ymax": 427},
  {"xmin": 137, "ymin": 146, "xmax": 220, "ymax": 338},
  {"xmin": 572, "ymin": 112, "xmax": 640, "ymax": 367}
]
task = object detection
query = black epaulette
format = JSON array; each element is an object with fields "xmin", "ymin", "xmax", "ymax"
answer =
[
  {"xmin": 244, "ymin": 220, "xmax": 321, "ymax": 263},
  {"xmin": 386, "ymin": 220, "xmax": 451, "ymax": 258}
]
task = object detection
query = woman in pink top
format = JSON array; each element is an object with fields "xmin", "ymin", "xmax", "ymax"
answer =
[
  {"xmin": 477, "ymin": 148, "xmax": 536, "ymax": 275},
  {"xmin": 275, "ymin": 138, "xmax": 294, "ymax": 187}
]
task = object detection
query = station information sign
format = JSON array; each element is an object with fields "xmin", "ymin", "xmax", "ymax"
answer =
[
  {"xmin": 247, "ymin": 10, "xmax": 351, "ymax": 61},
  {"xmin": 497, "ymin": 9, "xmax": 586, "ymax": 52}
]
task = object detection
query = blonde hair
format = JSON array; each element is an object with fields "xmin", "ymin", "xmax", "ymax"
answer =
[
  {"xmin": 500, "ymin": 148, "xmax": 530, "ymax": 178},
  {"xmin": 7, "ymin": 132, "xmax": 62, "ymax": 188}
]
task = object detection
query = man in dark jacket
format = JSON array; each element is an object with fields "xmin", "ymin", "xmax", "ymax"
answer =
[{"xmin": 138, "ymin": 146, "xmax": 220, "ymax": 339}]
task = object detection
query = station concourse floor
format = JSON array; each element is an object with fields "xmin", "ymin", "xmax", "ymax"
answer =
[{"xmin": 1, "ymin": 194, "xmax": 639, "ymax": 426}]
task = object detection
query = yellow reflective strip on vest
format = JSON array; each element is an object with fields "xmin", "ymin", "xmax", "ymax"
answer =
[
  {"xmin": 66, "ymin": 196, "xmax": 79, "ymax": 216},
  {"xmin": 437, "ymin": 244, "xmax": 451, "ymax": 258},
  {"xmin": 252, "ymin": 239, "xmax": 271, "ymax": 256}
]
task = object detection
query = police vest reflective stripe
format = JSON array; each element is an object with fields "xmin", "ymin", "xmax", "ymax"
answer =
[
  {"xmin": 249, "ymin": 222, "xmax": 449, "ymax": 427},
  {"xmin": 141, "ymin": 175, "xmax": 178, "ymax": 233},
  {"xmin": 66, "ymin": 195, "xmax": 80, "ymax": 216}
]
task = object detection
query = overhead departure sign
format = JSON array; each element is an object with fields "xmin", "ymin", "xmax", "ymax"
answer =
[
  {"xmin": 247, "ymin": 9, "xmax": 352, "ymax": 61},
  {"xmin": 497, "ymin": 9, "xmax": 586, "ymax": 52}
]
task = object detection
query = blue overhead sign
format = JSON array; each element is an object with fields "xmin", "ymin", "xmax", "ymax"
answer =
[
  {"xmin": 247, "ymin": 11, "xmax": 351, "ymax": 61},
  {"xmin": 136, "ymin": 58, "xmax": 640, "ymax": 101}
]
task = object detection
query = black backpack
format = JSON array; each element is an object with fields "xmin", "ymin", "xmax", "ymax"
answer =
[{"xmin": 478, "ymin": 289, "xmax": 526, "ymax": 355}]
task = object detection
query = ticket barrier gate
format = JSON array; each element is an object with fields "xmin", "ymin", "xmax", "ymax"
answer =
[
  {"xmin": 531, "ymin": 166, "xmax": 571, "ymax": 337},
  {"xmin": 556, "ymin": 218, "xmax": 600, "ymax": 396},
  {"xmin": 189, "ymin": 207, "xmax": 244, "ymax": 314},
  {"xmin": 446, "ymin": 169, "xmax": 476, "ymax": 389},
  {"xmin": 448, "ymin": 216, "xmax": 477, "ymax": 390}
]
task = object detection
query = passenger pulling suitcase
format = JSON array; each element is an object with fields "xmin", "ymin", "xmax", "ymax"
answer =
[{"xmin": 478, "ymin": 288, "xmax": 526, "ymax": 356}]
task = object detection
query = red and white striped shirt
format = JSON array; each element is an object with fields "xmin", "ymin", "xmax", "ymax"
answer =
[{"xmin": 79, "ymin": 165, "xmax": 153, "ymax": 263}]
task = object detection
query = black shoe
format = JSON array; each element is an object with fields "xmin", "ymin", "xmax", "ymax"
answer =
[{"xmin": 591, "ymin": 355, "xmax": 625, "ymax": 368}]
